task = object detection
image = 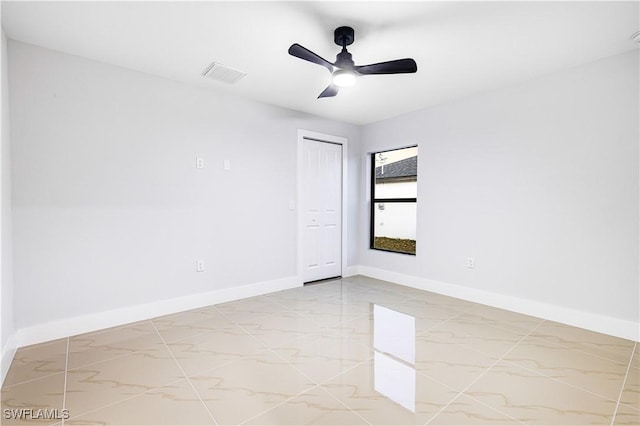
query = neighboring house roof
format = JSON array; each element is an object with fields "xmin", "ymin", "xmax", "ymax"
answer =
[{"xmin": 375, "ymin": 156, "xmax": 417, "ymax": 180}]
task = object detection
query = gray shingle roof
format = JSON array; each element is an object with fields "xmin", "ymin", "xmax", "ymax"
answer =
[{"xmin": 375, "ymin": 156, "xmax": 417, "ymax": 180}]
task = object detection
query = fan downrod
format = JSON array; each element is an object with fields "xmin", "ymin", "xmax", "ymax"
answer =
[{"xmin": 334, "ymin": 26, "xmax": 355, "ymax": 47}]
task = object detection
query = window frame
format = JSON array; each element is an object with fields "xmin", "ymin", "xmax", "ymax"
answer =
[{"xmin": 369, "ymin": 146, "xmax": 418, "ymax": 255}]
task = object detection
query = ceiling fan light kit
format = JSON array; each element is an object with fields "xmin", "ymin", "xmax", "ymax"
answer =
[
  {"xmin": 288, "ymin": 26, "xmax": 417, "ymax": 98},
  {"xmin": 332, "ymin": 69, "xmax": 356, "ymax": 87}
]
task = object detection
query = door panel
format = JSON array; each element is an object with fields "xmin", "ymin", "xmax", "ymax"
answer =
[
  {"xmin": 306, "ymin": 226, "xmax": 320, "ymax": 269},
  {"xmin": 302, "ymin": 139, "xmax": 342, "ymax": 282}
]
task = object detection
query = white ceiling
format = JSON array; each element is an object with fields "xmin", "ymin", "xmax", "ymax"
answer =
[{"xmin": 2, "ymin": 1, "xmax": 638, "ymax": 125}]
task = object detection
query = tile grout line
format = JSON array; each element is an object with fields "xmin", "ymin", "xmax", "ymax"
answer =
[
  {"xmin": 236, "ymin": 384, "xmax": 320, "ymax": 426},
  {"xmin": 244, "ymin": 287, "xmax": 395, "ymax": 331},
  {"xmin": 212, "ymin": 305, "xmax": 295, "ymax": 355},
  {"xmin": 64, "ymin": 375, "xmax": 191, "ymax": 422},
  {"xmin": 323, "ymin": 385, "xmax": 374, "ymax": 426},
  {"xmin": 254, "ymin": 286, "xmax": 514, "ymax": 425},
  {"xmin": 611, "ymin": 341, "xmax": 637, "ymax": 426},
  {"xmin": 64, "ymin": 341, "xmax": 158, "ymax": 373},
  {"xmin": 61, "ymin": 337, "xmax": 69, "ymax": 426},
  {"xmin": 499, "ymin": 357, "xmax": 629, "ymax": 404},
  {"xmin": 463, "ymin": 316, "xmax": 635, "ymax": 406},
  {"xmin": 460, "ymin": 320, "xmax": 548, "ymax": 424},
  {"xmin": 311, "ymin": 355, "xmax": 378, "ymax": 426},
  {"xmin": 202, "ymin": 321, "xmax": 318, "ymax": 425},
  {"xmin": 230, "ymin": 284, "xmax": 376, "ymax": 409},
  {"xmin": 414, "ymin": 300, "xmax": 489, "ymax": 337},
  {"xmin": 3, "ymin": 370, "xmax": 62, "ymax": 389},
  {"xmin": 238, "ymin": 355, "xmax": 375, "ymax": 426},
  {"xmin": 525, "ymin": 329, "xmax": 636, "ymax": 366},
  {"xmin": 61, "ymin": 320, "xmax": 172, "ymax": 422},
  {"xmin": 149, "ymin": 320, "xmax": 219, "ymax": 426},
  {"xmin": 213, "ymin": 299, "xmax": 344, "ymax": 357},
  {"xmin": 408, "ymin": 358, "xmax": 525, "ymax": 426},
  {"xmin": 219, "ymin": 293, "xmax": 376, "ymax": 426},
  {"xmin": 4, "ymin": 341, "xmax": 160, "ymax": 390},
  {"xmin": 188, "ymin": 339, "xmax": 319, "ymax": 425},
  {"xmin": 424, "ymin": 320, "xmax": 546, "ymax": 425},
  {"xmin": 414, "ymin": 367, "xmax": 526, "ymax": 426},
  {"xmin": 6, "ymin": 324, "xmax": 177, "ymax": 390}
]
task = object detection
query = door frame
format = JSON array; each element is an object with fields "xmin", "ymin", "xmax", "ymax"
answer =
[{"xmin": 297, "ymin": 129, "xmax": 348, "ymax": 284}]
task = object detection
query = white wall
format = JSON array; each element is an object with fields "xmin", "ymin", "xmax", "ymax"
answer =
[
  {"xmin": 1, "ymin": 28, "xmax": 15, "ymax": 381},
  {"xmin": 0, "ymin": 25, "xmax": 16, "ymax": 384},
  {"xmin": 6, "ymin": 38, "xmax": 638, "ymax": 349},
  {"xmin": 8, "ymin": 41, "xmax": 360, "ymax": 336},
  {"xmin": 360, "ymin": 50, "xmax": 639, "ymax": 337}
]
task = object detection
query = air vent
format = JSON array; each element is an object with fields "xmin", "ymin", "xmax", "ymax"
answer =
[{"xmin": 201, "ymin": 62, "xmax": 247, "ymax": 84}]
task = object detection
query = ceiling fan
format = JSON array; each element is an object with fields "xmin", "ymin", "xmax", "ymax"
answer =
[{"xmin": 288, "ymin": 26, "xmax": 417, "ymax": 98}]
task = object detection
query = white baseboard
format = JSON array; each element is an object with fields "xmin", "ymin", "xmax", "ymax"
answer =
[
  {"xmin": 358, "ymin": 265, "xmax": 640, "ymax": 342},
  {"xmin": 16, "ymin": 276, "xmax": 301, "ymax": 348},
  {"xmin": 9, "ymin": 266, "xmax": 639, "ymax": 360},
  {"xmin": 343, "ymin": 265, "xmax": 360, "ymax": 277},
  {"xmin": 1, "ymin": 331, "xmax": 18, "ymax": 386}
]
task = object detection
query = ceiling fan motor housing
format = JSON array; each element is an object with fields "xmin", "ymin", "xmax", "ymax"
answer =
[
  {"xmin": 335, "ymin": 50, "xmax": 354, "ymax": 69},
  {"xmin": 334, "ymin": 26, "xmax": 355, "ymax": 46}
]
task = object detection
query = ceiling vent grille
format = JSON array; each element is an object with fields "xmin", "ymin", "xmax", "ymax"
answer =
[{"xmin": 201, "ymin": 62, "xmax": 247, "ymax": 84}]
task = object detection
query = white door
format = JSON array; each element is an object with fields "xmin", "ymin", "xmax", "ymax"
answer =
[{"xmin": 302, "ymin": 139, "xmax": 342, "ymax": 282}]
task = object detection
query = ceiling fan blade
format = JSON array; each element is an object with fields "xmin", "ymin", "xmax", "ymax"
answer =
[
  {"xmin": 318, "ymin": 84, "xmax": 339, "ymax": 98},
  {"xmin": 288, "ymin": 43, "xmax": 334, "ymax": 73},
  {"xmin": 355, "ymin": 58, "xmax": 417, "ymax": 75}
]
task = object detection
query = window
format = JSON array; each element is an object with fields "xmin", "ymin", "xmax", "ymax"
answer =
[{"xmin": 370, "ymin": 146, "xmax": 417, "ymax": 255}]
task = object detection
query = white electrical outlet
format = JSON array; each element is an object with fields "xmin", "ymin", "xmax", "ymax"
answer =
[
  {"xmin": 467, "ymin": 257, "xmax": 475, "ymax": 269},
  {"xmin": 196, "ymin": 157, "xmax": 204, "ymax": 169},
  {"xmin": 223, "ymin": 159, "xmax": 231, "ymax": 170},
  {"xmin": 196, "ymin": 260, "xmax": 205, "ymax": 272}
]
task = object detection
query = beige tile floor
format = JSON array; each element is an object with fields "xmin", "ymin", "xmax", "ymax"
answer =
[{"xmin": 1, "ymin": 276, "xmax": 638, "ymax": 425}]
